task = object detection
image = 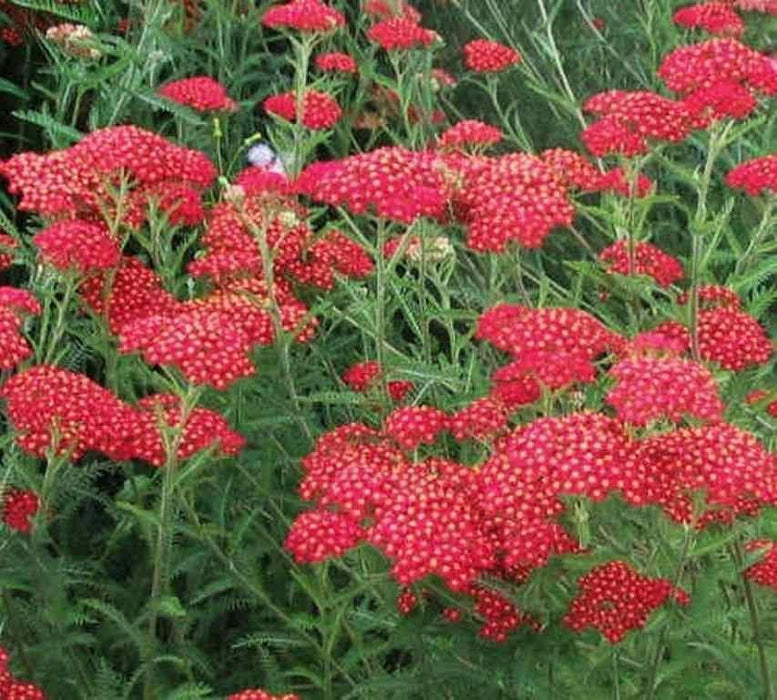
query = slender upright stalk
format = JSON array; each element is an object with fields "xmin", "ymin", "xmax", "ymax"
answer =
[
  {"xmin": 731, "ymin": 539, "xmax": 775, "ymax": 700},
  {"xmin": 143, "ymin": 385, "xmax": 201, "ymax": 700}
]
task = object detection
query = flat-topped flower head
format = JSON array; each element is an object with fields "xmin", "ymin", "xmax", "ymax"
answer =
[
  {"xmin": 34, "ymin": 220, "xmax": 121, "ymax": 273},
  {"xmin": 673, "ymin": 3, "xmax": 744, "ymax": 36},
  {"xmin": 599, "ymin": 240, "xmax": 684, "ymax": 287},
  {"xmin": 564, "ymin": 561, "xmax": 689, "ymax": 643},
  {"xmin": 726, "ymin": 155, "xmax": 777, "ymax": 196},
  {"xmin": 606, "ymin": 355, "xmax": 724, "ymax": 426},
  {"xmin": 438, "ymin": 120, "xmax": 503, "ymax": 151},
  {"xmin": 264, "ymin": 90, "xmax": 341, "ymax": 130},
  {"xmin": 367, "ymin": 17, "xmax": 437, "ymax": 51},
  {"xmin": 262, "ymin": 0, "xmax": 345, "ymax": 33},
  {"xmin": 315, "ymin": 51, "xmax": 358, "ymax": 74},
  {"xmin": 158, "ymin": 76, "xmax": 237, "ymax": 112},
  {"xmin": 228, "ymin": 690, "xmax": 301, "ymax": 700},
  {"xmin": 463, "ymin": 39, "xmax": 521, "ymax": 73},
  {"xmin": 2, "ymin": 489, "xmax": 40, "ymax": 533}
]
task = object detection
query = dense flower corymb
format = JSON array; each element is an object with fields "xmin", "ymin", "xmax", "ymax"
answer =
[
  {"xmin": 262, "ymin": 0, "xmax": 345, "ymax": 33},
  {"xmin": 2, "ymin": 489, "xmax": 40, "ymax": 533},
  {"xmin": 228, "ymin": 690, "xmax": 300, "ymax": 700},
  {"xmin": 744, "ymin": 540, "xmax": 777, "ymax": 590},
  {"xmin": 599, "ymin": 240, "xmax": 684, "ymax": 287},
  {"xmin": 463, "ymin": 39, "xmax": 521, "ymax": 72},
  {"xmin": 564, "ymin": 561, "xmax": 689, "ymax": 643},
  {"xmin": 673, "ymin": 3, "xmax": 744, "ymax": 36},
  {"xmin": 264, "ymin": 90, "xmax": 342, "ymax": 130},
  {"xmin": 726, "ymin": 155, "xmax": 777, "ymax": 196},
  {"xmin": 698, "ymin": 307, "xmax": 773, "ymax": 371},
  {"xmin": 34, "ymin": 220, "xmax": 121, "ymax": 273},
  {"xmin": 438, "ymin": 120, "xmax": 502, "ymax": 151},
  {"xmin": 366, "ymin": 17, "xmax": 437, "ymax": 51},
  {"xmin": 0, "ymin": 126, "xmax": 216, "ymax": 222},
  {"xmin": 158, "ymin": 76, "xmax": 237, "ymax": 112},
  {"xmin": 315, "ymin": 51, "xmax": 358, "ymax": 74},
  {"xmin": 606, "ymin": 356, "xmax": 724, "ymax": 426}
]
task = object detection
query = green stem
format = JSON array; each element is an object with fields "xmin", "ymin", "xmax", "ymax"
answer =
[
  {"xmin": 143, "ymin": 385, "xmax": 200, "ymax": 700},
  {"xmin": 732, "ymin": 539, "xmax": 774, "ymax": 700},
  {"xmin": 644, "ymin": 524, "xmax": 695, "ymax": 700},
  {"xmin": 734, "ymin": 200, "xmax": 776, "ymax": 276}
]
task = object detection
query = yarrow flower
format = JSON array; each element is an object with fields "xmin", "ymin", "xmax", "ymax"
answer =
[
  {"xmin": 469, "ymin": 584, "xmax": 540, "ymax": 642},
  {"xmin": 0, "ymin": 286, "xmax": 40, "ymax": 370},
  {"xmin": 46, "ymin": 22, "xmax": 101, "ymax": 60},
  {"xmin": 315, "ymin": 51, "xmax": 358, "ymax": 74},
  {"xmin": 0, "ymin": 232, "xmax": 17, "ymax": 270},
  {"xmin": 366, "ymin": 17, "xmax": 437, "ymax": 51},
  {"xmin": 0, "ymin": 645, "xmax": 46, "ymax": 699},
  {"xmin": 296, "ymin": 147, "xmax": 451, "ymax": 223},
  {"xmin": 228, "ymin": 690, "xmax": 300, "ymax": 700},
  {"xmin": 342, "ymin": 360, "xmax": 413, "ymax": 402},
  {"xmin": 383, "ymin": 405, "xmax": 449, "ymax": 450},
  {"xmin": 463, "ymin": 39, "xmax": 521, "ymax": 73},
  {"xmin": 681, "ymin": 79, "xmax": 758, "ymax": 126},
  {"xmin": 453, "ymin": 153, "xmax": 576, "ymax": 250},
  {"xmin": 599, "ymin": 240, "xmax": 684, "ymax": 287},
  {"xmin": 680, "ymin": 283, "xmax": 741, "ymax": 309},
  {"xmin": 743, "ymin": 540, "xmax": 777, "ymax": 591},
  {"xmin": 261, "ymin": 0, "xmax": 345, "ymax": 33},
  {"xmin": 658, "ymin": 38, "xmax": 777, "ymax": 97},
  {"xmin": 673, "ymin": 3, "xmax": 745, "ymax": 36},
  {"xmin": 264, "ymin": 90, "xmax": 342, "ymax": 130},
  {"xmin": 581, "ymin": 90, "xmax": 693, "ymax": 157},
  {"xmin": 438, "ymin": 120, "xmax": 503, "ymax": 151},
  {"xmin": 697, "ymin": 306, "xmax": 773, "ymax": 370},
  {"xmin": 449, "ymin": 397, "xmax": 508, "ymax": 441},
  {"xmin": 726, "ymin": 155, "xmax": 777, "ymax": 196},
  {"xmin": 2, "ymin": 489, "xmax": 40, "ymax": 533},
  {"xmin": 606, "ymin": 355, "xmax": 724, "ymax": 426},
  {"xmin": 637, "ymin": 424, "xmax": 776, "ymax": 525},
  {"xmin": 564, "ymin": 561, "xmax": 689, "ymax": 643},
  {"xmin": 0, "ymin": 126, "xmax": 215, "ymax": 224},
  {"xmin": 33, "ymin": 220, "xmax": 121, "ymax": 273},
  {"xmin": 285, "ymin": 509, "xmax": 365, "ymax": 563},
  {"xmin": 158, "ymin": 76, "xmax": 237, "ymax": 112}
]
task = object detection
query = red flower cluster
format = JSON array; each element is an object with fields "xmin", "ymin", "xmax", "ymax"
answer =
[
  {"xmin": 79, "ymin": 256, "xmax": 178, "ymax": 333},
  {"xmin": 342, "ymin": 360, "xmax": 413, "ymax": 402},
  {"xmin": 637, "ymin": 424, "xmax": 776, "ymax": 523},
  {"xmin": 1, "ymin": 365, "xmax": 140, "ymax": 460},
  {"xmin": 606, "ymin": 355, "xmax": 724, "ymax": 426},
  {"xmin": 564, "ymin": 561, "xmax": 689, "ymax": 643},
  {"xmin": 119, "ymin": 308, "xmax": 258, "ymax": 389},
  {"xmin": 297, "ymin": 147, "xmax": 451, "ymax": 223},
  {"xmin": 0, "ymin": 286, "xmax": 39, "ymax": 370},
  {"xmin": 367, "ymin": 16, "xmax": 437, "ymax": 51},
  {"xmin": 463, "ymin": 39, "xmax": 521, "ymax": 73},
  {"xmin": 261, "ymin": 0, "xmax": 345, "ymax": 33},
  {"xmin": 1, "ymin": 366, "xmax": 244, "ymax": 465},
  {"xmin": 476, "ymin": 303, "xmax": 623, "ymax": 365},
  {"xmin": 732, "ymin": 0, "xmax": 777, "ymax": 11},
  {"xmin": 264, "ymin": 90, "xmax": 342, "ymax": 130},
  {"xmin": 658, "ymin": 38, "xmax": 777, "ymax": 97},
  {"xmin": 454, "ymin": 154, "xmax": 576, "ymax": 250},
  {"xmin": 680, "ymin": 283, "xmax": 741, "ymax": 309},
  {"xmin": 581, "ymin": 90, "xmax": 693, "ymax": 157},
  {"xmin": 0, "ymin": 233, "xmax": 16, "ymax": 270},
  {"xmin": 744, "ymin": 540, "xmax": 777, "ymax": 590},
  {"xmin": 540, "ymin": 148, "xmax": 604, "ymax": 191},
  {"xmin": 33, "ymin": 220, "xmax": 121, "ymax": 273},
  {"xmin": 158, "ymin": 76, "xmax": 237, "ymax": 112},
  {"xmin": 449, "ymin": 397, "xmax": 508, "ymax": 441},
  {"xmin": 383, "ymin": 405, "xmax": 449, "ymax": 450},
  {"xmin": 697, "ymin": 306, "xmax": 772, "ymax": 370},
  {"xmin": 2, "ymin": 489, "xmax": 40, "ymax": 533},
  {"xmin": 438, "ymin": 120, "xmax": 503, "ymax": 151},
  {"xmin": 726, "ymin": 155, "xmax": 777, "ymax": 196},
  {"xmin": 0, "ymin": 126, "xmax": 215, "ymax": 225},
  {"xmin": 599, "ymin": 240, "xmax": 685, "ymax": 287},
  {"xmin": 363, "ymin": 0, "xmax": 421, "ymax": 21},
  {"xmin": 469, "ymin": 585, "xmax": 540, "ymax": 642},
  {"xmin": 315, "ymin": 51, "xmax": 358, "ymax": 74},
  {"xmin": 0, "ymin": 645, "xmax": 46, "ymax": 699},
  {"xmin": 681, "ymin": 79, "xmax": 758, "ymax": 125},
  {"xmin": 285, "ymin": 509, "xmax": 366, "ymax": 563},
  {"xmin": 228, "ymin": 690, "xmax": 300, "ymax": 700},
  {"xmin": 673, "ymin": 3, "xmax": 744, "ymax": 36}
]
